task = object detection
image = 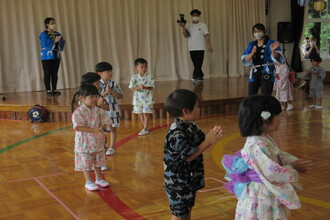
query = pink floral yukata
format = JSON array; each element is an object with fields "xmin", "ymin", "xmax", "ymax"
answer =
[
  {"xmin": 72, "ymin": 104, "xmax": 111, "ymax": 171},
  {"xmin": 236, "ymin": 135, "xmax": 301, "ymax": 220},
  {"xmin": 274, "ymin": 64, "xmax": 293, "ymax": 103}
]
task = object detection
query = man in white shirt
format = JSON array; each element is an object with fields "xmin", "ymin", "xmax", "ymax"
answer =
[{"xmin": 179, "ymin": 9, "xmax": 213, "ymax": 82}]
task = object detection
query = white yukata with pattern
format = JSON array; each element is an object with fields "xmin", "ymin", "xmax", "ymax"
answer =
[
  {"xmin": 236, "ymin": 135, "xmax": 302, "ymax": 220},
  {"xmin": 128, "ymin": 73, "xmax": 155, "ymax": 114}
]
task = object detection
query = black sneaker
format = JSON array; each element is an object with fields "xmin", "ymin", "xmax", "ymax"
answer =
[
  {"xmin": 46, "ymin": 91, "xmax": 53, "ymax": 96},
  {"xmin": 52, "ymin": 90, "xmax": 61, "ymax": 96}
]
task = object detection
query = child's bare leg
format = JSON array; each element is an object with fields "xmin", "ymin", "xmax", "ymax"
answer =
[
  {"xmin": 171, "ymin": 211, "xmax": 191, "ymax": 220},
  {"xmin": 138, "ymin": 113, "xmax": 146, "ymax": 128},
  {"xmin": 110, "ymin": 127, "xmax": 117, "ymax": 147},
  {"xmin": 83, "ymin": 171, "xmax": 93, "ymax": 182},
  {"xmin": 94, "ymin": 167, "xmax": 103, "ymax": 180},
  {"xmin": 313, "ymin": 97, "xmax": 317, "ymax": 105},
  {"xmin": 143, "ymin": 113, "xmax": 150, "ymax": 130},
  {"xmin": 316, "ymin": 98, "xmax": 322, "ymax": 106}
]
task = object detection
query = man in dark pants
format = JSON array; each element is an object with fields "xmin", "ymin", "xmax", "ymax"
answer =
[{"xmin": 179, "ymin": 9, "xmax": 213, "ymax": 83}]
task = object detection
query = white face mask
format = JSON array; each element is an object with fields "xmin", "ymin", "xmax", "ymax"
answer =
[
  {"xmin": 254, "ymin": 32, "xmax": 264, "ymax": 40},
  {"xmin": 192, "ymin": 16, "xmax": 199, "ymax": 22},
  {"xmin": 49, "ymin": 24, "xmax": 56, "ymax": 30}
]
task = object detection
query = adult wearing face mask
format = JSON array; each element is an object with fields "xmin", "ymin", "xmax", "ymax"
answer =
[
  {"xmin": 39, "ymin": 17, "xmax": 65, "ymax": 96},
  {"xmin": 305, "ymin": 37, "xmax": 320, "ymax": 59},
  {"xmin": 242, "ymin": 23, "xmax": 285, "ymax": 96},
  {"xmin": 179, "ymin": 9, "xmax": 213, "ymax": 83}
]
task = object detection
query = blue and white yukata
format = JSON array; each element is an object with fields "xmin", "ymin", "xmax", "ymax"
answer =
[
  {"xmin": 163, "ymin": 118, "xmax": 205, "ymax": 218},
  {"xmin": 242, "ymin": 37, "xmax": 285, "ymax": 96},
  {"xmin": 100, "ymin": 79, "xmax": 123, "ymax": 127},
  {"xmin": 39, "ymin": 30, "xmax": 65, "ymax": 91}
]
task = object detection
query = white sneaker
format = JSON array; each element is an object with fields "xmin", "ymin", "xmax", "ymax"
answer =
[
  {"xmin": 91, "ymin": 166, "xmax": 107, "ymax": 171},
  {"xmin": 95, "ymin": 179, "xmax": 110, "ymax": 187},
  {"xmin": 286, "ymin": 104, "xmax": 293, "ymax": 111},
  {"xmin": 138, "ymin": 129, "xmax": 149, "ymax": 136},
  {"xmin": 106, "ymin": 147, "xmax": 115, "ymax": 155},
  {"xmin": 308, "ymin": 104, "xmax": 316, "ymax": 108},
  {"xmin": 315, "ymin": 105, "xmax": 323, "ymax": 109},
  {"xmin": 85, "ymin": 183, "xmax": 99, "ymax": 191}
]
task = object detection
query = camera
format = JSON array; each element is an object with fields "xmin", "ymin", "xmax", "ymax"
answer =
[{"xmin": 177, "ymin": 14, "xmax": 187, "ymax": 24}]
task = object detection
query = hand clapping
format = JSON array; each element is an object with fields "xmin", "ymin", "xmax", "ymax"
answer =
[
  {"xmin": 270, "ymin": 41, "xmax": 280, "ymax": 51},
  {"xmin": 205, "ymin": 125, "xmax": 223, "ymax": 145},
  {"xmin": 290, "ymin": 159, "xmax": 313, "ymax": 173}
]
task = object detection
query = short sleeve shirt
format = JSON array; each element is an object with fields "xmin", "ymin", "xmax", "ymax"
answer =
[
  {"xmin": 186, "ymin": 22, "xmax": 209, "ymax": 51},
  {"xmin": 72, "ymin": 104, "xmax": 112, "ymax": 153},
  {"xmin": 128, "ymin": 73, "xmax": 155, "ymax": 106}
]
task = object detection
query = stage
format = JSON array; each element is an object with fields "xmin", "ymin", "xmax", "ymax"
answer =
[{"xmin": 0, "ymin": 77, "xmax": 249, "ymax": 121}]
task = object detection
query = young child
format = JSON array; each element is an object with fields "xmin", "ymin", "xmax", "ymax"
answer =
[
  {"xmin": 306, "ymin": 56, "xmax": 326, "ymax": 109},
  {"xmin": 163, "ymin": 89, "xmax": 223, "ymax": 220},
  {"xmin": 71, "ymin": 72, "xmax": 108, "ymax": 113},
  {"xmin": 128, "ymin": 58, "xmax": 155, "ymax": 135},
  {"xmin": 96, "ymin": 62, "xmax": 123, "ymax": 155},
  {"xmin": 222, "ymin": 95, "xmax": 313, "ymax": 220},
  {"xmin": 71, "ymin": 72, "xmax": 110, "ymax": 171},
  {"xmin": 72, "ymin": 84, "xmax": 112, "ymax": 191},
  {"xmin": 274, "ymin": 63, "xmax": 294, "ymax": 111}
]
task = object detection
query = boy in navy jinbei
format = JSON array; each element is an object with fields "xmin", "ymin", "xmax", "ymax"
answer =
[{"xmin": 163, "ymin": 89, "xmax": 223, "ymax": 220}]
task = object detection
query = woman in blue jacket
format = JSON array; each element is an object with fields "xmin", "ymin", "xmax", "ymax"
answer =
[
  {"xmin": 39, "ymin": 17, "xmax": 65, "ymax": 95},
  {"xmin": 242, "ymin": 23, "xmax": 285, "ymax": 96}
]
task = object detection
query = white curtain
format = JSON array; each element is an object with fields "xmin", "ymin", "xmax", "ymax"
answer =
[{"xmin": 0, "ymin": 0, "xmax": 265, "ymax": 93}]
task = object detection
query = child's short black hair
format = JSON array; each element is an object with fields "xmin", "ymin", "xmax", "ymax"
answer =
[
  {"xmin": 165, "ymin": 89, "xmax": 199, "ymax": 118},
  {"xmin": 134, "ymin": 58, "xmax": 148, "ymax": 66},
  {"xmin": 310, "ymin": 55, "xmax": 322, "ymax": 63},
  {"xmin": 80, "ymin": 72, "xmax": 101, "ymax": 85},
  {"xmin": 95, "ymin": 61, "xmax": 113, "ymax": 73},
  {"xmin": 190, "ymin": 9, "xmax": 201, "ymax": 16},
  {"xmin": 238, "ymin": 95, "xmax": 282, "ymax": 137},
  {"xmin": 44, "ymin": 17, "xmax": 55, "ymax": 29},
  {"xmin": 77, "ymin": 84, "xmax": 100, "ymax": 97}
]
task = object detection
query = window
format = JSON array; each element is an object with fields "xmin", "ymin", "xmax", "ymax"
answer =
[{"xmin": 303, "ymin": 0, "xmax": 330, "ymax": 59}]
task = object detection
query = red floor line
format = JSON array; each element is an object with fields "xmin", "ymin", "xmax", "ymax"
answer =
[
  {"xmin": 98, "ymin": 188, "xmax": 147, "ymax": 220},
  {"xmin": 100, "ymin": 115, "xmax": 229, "ymax": 219}
]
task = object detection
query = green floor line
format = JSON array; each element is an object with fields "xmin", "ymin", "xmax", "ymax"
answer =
[{"xmin": 0, "ymin": 126, "xmax": 72, "ymax": 154}]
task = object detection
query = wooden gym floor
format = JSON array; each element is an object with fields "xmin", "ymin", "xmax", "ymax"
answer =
[{"xmin": 0, "ymin": 78, "xmax": 330, "ymax": 219}]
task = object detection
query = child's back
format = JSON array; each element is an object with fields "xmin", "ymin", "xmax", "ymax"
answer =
[{"xmin": 222, "ymin": 95, "xmax": 313, "ymax": 220}]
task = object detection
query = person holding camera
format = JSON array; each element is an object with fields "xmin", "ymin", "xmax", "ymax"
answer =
[
  {"xmin": 179, "ymin": 9, "xmax": 213, "ymax": 83},
  {"xmin": 305, "ymin": 37, "xmax": 320, "ymax": 59},
  {"xmin": 242, "ymin": 23, "xmax": 285, "ymax": 96}
]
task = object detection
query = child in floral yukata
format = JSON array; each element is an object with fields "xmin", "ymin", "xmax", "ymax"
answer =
[
  {"xmin": 72, "ymin": 84, "xmax": 112, "ymax": 191},
  {"xmin": 128, "ymin": 58, "xmax": 155, "ymax": 136},
  {"xmin": 163, "ymin": 89, "xmax": 223, "ymax": 220},
  {"xmin": 274, "ymin": 63, "xmax": 294, "ymax": 111},
  {"xmin": 222, "ymin": 95, "xmax": 313, "ymax": 220}
]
